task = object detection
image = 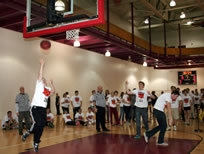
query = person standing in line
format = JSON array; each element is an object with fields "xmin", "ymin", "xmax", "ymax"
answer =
[
  {"xmin": 71, "ymin": 90, "xmax": 82, "ymax": 120},
  {"xmin": 119, "ymin": 92, "xmax": 125, "ymax": 125},
  {"xmin": 144, "ymin": 90, "xmax": 179, "ymax": 146},
  {"xmin": 55, "ymin": 93, "xmax": 61, "ymax": 115},
  {"xmin": 107, "ymin": 91, "xmax": 120, "ymax": 125},
  {"xmin": 182, "ymin": 89, "xmax": 192, "ymax": 125},
  {"xmin": 125, "ymin": 81, "xmax": 155, "ymax": 139},
  {"xmin": 123, "ymin": 92, "xmax": 131, "ymax": 125},
  {"xmin": 89, "ymin": 90, "xmax": 96, "ymax": 111},
  {"xmin": 94, "ymin": 86, "xmax": 110, "ymax": 132},
  {"xmin": 61, "ymin": 93, "xmax": 70, "ymax": 114},
  {"xmin": 16, "ymin": 86, "xmax": 31, "ymax": 135},
  {"xmin": 22, "ymin": 59, "xmax": 55, "ymax": 153}
]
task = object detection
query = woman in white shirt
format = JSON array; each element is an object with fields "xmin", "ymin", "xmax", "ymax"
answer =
[{"xmin": 107, "ymin": 92, "xmax": 120, "ymax": 125}]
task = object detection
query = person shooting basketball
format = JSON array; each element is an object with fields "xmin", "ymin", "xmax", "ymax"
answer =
[{"xmin": 22, "ymin": 59, "xmax": 55, "ymax": 152}]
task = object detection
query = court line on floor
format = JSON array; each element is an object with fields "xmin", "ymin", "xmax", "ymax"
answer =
[{"xmin": 0, "ymin": 130, "xmax": 95, "ymax": 150}]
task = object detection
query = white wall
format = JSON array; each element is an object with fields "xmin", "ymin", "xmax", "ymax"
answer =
[
  {"xmin": 149, "ymin": 67, "xmax": 204, "ymax": 93},
  {"xmin": 0, "ymin": 28, "xmax": 150, "ymax": 119}
]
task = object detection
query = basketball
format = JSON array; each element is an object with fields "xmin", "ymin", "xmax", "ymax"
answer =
[{"xmin": 40, "ymin": 40, "xmax": 51, "ymax": 50}]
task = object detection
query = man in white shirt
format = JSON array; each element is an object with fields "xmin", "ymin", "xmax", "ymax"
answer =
[
  {"xmin": 125, "ymin": 81, "xmax": 155, "ymax": 139},
  {"xmin": 71, "ymin": 90, "xmax": 82, "ymax": 120},
  {"xmin": 144, "ymin": 90, "xmax": 179, "ymax": 146},
  {"xmin": 22, "ymin": 59, "xmax": 55, "ymax": 153}
]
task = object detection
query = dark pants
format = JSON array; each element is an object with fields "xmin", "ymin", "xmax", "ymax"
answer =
[
  {"xmin": 96, "ymin": 106, "xmax": 106, "ymax": 131},
  {"xmin": 18, "ymin": 111, "xmax": 31, "ymax": 134},
  {"xmin": 146, "ymin": 109, "xmax": 167, "ymax": 143},
  {"xmin": 73, "ymin": 107, "xmax": 80, "ymax": 120},
  {"xmin": 119, "ymin": 107, "xmax": 124, "ymax": 122},
  {"xmin": 135, "ymin": 107, "xmax": 149, "ymax": 136},
  {"xmin": 123, "ymin": 106, "xmax": 131, "ymax": 122},
  {"xmin": 66, "ymin": 121, "xmax": 76, "ymax": 125},
  {"xmin": 56, "ymin": 104, "xmax": 60, "ymax": 115},
  {"xmin": 110, "ymin": 107, "xmax": 120, "ymax": 124},
  {"xmin": 62, "ymin": 107, "xmax": 69, "ymax": 114},
  {"xmin": 30, "ymin": 106, "xmax": 46, "ymax": 143},
  {"xmin": 129, "ymin": 106, "xmax": 136, "ymax": 122},
  {"xmin": 106, "ymin": 105, "xmax": 109, "ymax": 122}
]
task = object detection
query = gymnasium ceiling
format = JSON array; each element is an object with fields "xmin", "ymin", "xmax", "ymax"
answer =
[{"xmin": 0, "ymin": 0, "xmax": 204, "ymax": 69}]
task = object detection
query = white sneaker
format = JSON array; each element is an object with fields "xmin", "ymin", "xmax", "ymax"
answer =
[
  {"xmin": 143, "ymin": 132, "xmax": 148, "ymax": 143},
  {"xmin": 156, "ymin": 142, "xmax": 168, "ymax": 146},
  {"xmin": 167, "ymin": 126, "xmax": 171, "ymax": 131},
  {"xmin": 173, "ymin": 125, "xmax": 177, "ymax": 131}
]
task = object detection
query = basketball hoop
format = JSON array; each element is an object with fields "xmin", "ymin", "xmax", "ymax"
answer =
[{"xmin": 66, "ymin": 29, "xmax": 80, "ymax": 40}]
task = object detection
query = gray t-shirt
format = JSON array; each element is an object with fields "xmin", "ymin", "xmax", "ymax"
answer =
[
  {"xmin": 16, "ymin": 93, "xmax": 30, "ymax": 112},
  {"xmin": 94, "ymin": 92, "xmax": 106, "ymax": 107}
]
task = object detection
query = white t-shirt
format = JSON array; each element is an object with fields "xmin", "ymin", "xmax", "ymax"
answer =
[
  {"xmin": 71, "ymin": 96, "xmax": 82, "ymax": 108},
  {"xmin": 115, "ymin": 96, "xmax": 121, "ymax": 105},
  {"xmin": 89, "ymin": 95, "xmax": 95, "ymax": 107},
  {"xmin": 133, "ymin": 90, "xmax": 150, "ymax": 108},
  {"xmin": 61, "ymin": 97, "xmax": 69, "ymax": 108},
  {"xmin": 154, "ymin": 93, "xmax": 172, "ymax": 112},
  {"xmin": 123, "ymin": 94, "xmax": 131, "ymax": 107},
  {"xmin": 107, "ymin": 96, "xmax": 117, "ymax": 108},
  {"xmin": 120, "ymin": 96, "xmax": 124, "ymax": 107},
  {"xmin": 1, "ymin": 115, "xmax": 18, "ymax": 128},
  {"xmin": 75, "ymin": 112, "xmax": 84, "ymax": 120},
  {"xmin": 182, "ymin": 95, "xmax": 191, "ymax": 107},
  {"xmin": 47, "ymin": 113, "xmax": 54, "ymax": 121},
  {"xmin": 63, "ymin": 114, "xmax": 72, "ymax": 123},
  {"xmin": 171, "ymin": 96, "xmax": 182, "ymax": 109},
  {"xmin": 194, "ymin": 95, "xmax": 200, "ymax": 105},
  {"xmin": 31, "ymin": 80, "xmax": 51, "ymax": 108},
  {"xmin": 86, "ymin": 112, "xmax": 94, "ymax": 121}
]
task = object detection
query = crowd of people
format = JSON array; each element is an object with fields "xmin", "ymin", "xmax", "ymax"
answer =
[{"xmin": 1, "ymin": 59, "xmax": 204, "ymax": 152}]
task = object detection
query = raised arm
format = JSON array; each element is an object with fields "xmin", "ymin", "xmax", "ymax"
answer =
[
  {"xmin": 147, "ymin": 91, "xmax": 155, "ymax": 99},
  {"xmin": 125, "ymin": 81, "xmax": 133, "ymax": 95},
  {"xmin": 38, "ymin": 59, "xmax": 45, "ymax": 81}
]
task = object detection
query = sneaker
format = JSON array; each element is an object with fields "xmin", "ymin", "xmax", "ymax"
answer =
[
  {"xmin": 143, "ymin": 132, "xmax": 148, "ymax": 143},
  {"xmin": 156, "ymin": 142, "xmax": 168, "ymax": 146},
  {"xmin": 134, "ymin": 135, "xmax": 141, "ymax": 139},
  {"xmin": 167, "ymin": 126, "xmax": 171, "ymax": 131},
  {"xmin": 173, "ymin": 125, "xmax": 177, "ymax": 131},
  {"xmin": 103, "ymin": 128, "xmax": 110, "ymax": 132},
  {"xmin": 22, "ymin": 131, "xmax": 30, "ymax": 142},
  {"xmin": 32, "ymin": 142, "xmax": 39, "ymax": 153}
]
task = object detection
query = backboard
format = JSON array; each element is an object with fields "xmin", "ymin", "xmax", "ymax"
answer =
[{"xmin": 23, "ymin": 0, "xmax": 104, "ymax": 38}]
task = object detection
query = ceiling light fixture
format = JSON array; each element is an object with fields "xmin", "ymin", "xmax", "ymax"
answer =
[
  {"xmin": 170, "ymin": 0, "xmax": 176, "ymax": 7},
  {"xmin": 73, "ymin": 39, "xmax": 80, "ymax": 47},
  {"xmin": 105, "ymin": 50, "xmax": 111, "ymax": 57},
  {"xmin": 143, "ymin": 57, "xmax": 147, "ymax": 67},
  {"xmin": 144, "ymin": 18, "xmax": 149, "ymax": 24},
  {"xmin": 186, "ymin": 20, "xmax": 194, "ymax": 25},
  {"xmin": 180, "ymin": 12, "xmax": 186, "ymax": 19},
  {"xmin": 55, "ymin": 0, "xmax": 65, "ymax": 11}
]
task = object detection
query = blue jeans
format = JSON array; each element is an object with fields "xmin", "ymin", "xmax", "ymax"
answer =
[
  {"xmin": 146, "ymin": 109, "xmax": 167, "ymax": 143},
  {"xmin": 119, "ymin": 107, "xmax": 124, "ymax": 121},
  {"xmin": 135, "ymin": 107, "xmax": 149, "ymax": 136}
]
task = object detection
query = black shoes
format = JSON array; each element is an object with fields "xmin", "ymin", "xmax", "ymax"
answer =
[
  {"xmin": 103, "ymin": 128, "xmax": 110, "ymax": 132},
  {"xmin": 32, "ymin": 142, "xmax": 39, "ymax": 153},
  {"xmin": 22, "ymin": 131, "xmax": 30, "ymax": 141}
]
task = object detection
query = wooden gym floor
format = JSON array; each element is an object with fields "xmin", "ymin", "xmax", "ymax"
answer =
[{"xmin": 0, "ymin": 115, "xmax": 203, "ymax": 154}]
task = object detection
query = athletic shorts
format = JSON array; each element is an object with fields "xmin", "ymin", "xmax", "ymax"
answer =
[
  {"xmin": 171, "ymin": 108, "xmax": 179, "ymax": 120},
  {"xmin": 194, "ymin": 104, "xmax": 199, "ymax": 109},
  {"xmin": 184, "ymin": 107, "xmax": 191, "ymax": 111}
]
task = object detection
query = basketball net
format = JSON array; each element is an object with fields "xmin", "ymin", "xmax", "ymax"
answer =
[{"xmin": 66, "ymin": 29, "xmax": 80, "ymax": 40}]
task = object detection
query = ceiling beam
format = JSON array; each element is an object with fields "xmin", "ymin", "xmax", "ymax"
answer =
[
  {"xmin": 196, "ymin": 0, "xmax": 204, "ymax": 14},
  {"xmin": 138, "ymin": 0, "xmax": 168, "ymax": 20}
]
